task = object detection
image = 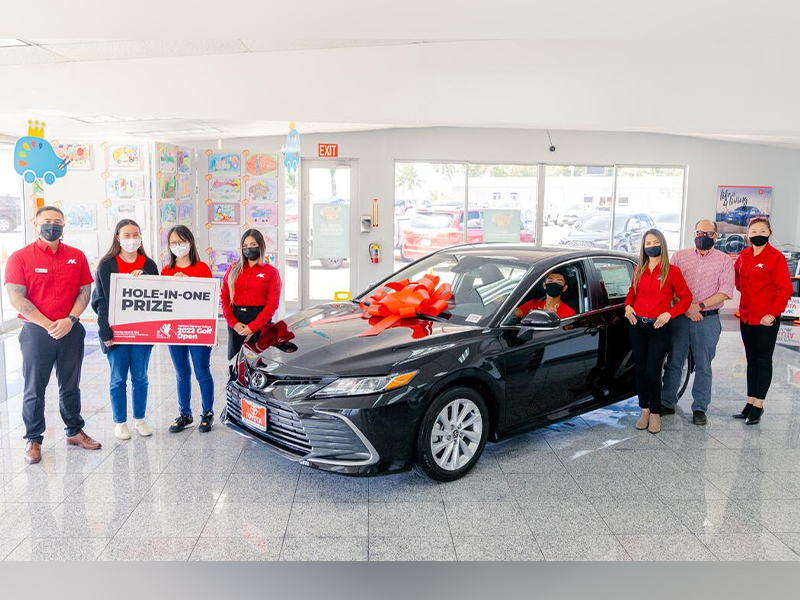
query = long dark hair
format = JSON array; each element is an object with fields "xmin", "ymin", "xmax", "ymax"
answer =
[
  {"xmin": 227, "ymin": 228, "xmax": 267, "ymax": 302},
  {"xmin": 166, "ymin": 225, "xmax": 200, "ymax": 269},
  {"xmin": 100, "ymin": 219, "xmax": 147, "ymax": 265}
]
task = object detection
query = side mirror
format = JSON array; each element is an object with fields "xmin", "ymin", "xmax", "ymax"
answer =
[{"xmin": 518, "ymin": 309, "xmax": 561, "ymax": 340}]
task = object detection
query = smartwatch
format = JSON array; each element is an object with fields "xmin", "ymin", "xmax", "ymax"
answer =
[
  {"xmin": 68, "ymin": 316, "xmax": 79, "ymax": 325},
  {"xmin": 698, "ymin": 302, "xmax": 706, "ymax": 310}
]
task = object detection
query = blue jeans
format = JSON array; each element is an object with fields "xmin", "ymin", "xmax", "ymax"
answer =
[
  {"xmin": 107, "ymin": 344, "xmax": 153, "ymax": 424},
  {"xmin": 168, "ymin": 345, "xmax": 214, "ymax": 416},
  {"xmin": 661, "ymin": 313, "xmax": 722, "ymax": 412}
]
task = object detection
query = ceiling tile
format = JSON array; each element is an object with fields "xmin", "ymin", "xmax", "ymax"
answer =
[
  {"xmin": 0, "ymin": 45, "xmax": 67, "ymax": 66},
  {"xmin": 240, "ymin": 39, "xmax": 422, "ymax": 52},
  {"xmin": 40, "ymin": 39, "xmax": 248, "ymax": 61}
]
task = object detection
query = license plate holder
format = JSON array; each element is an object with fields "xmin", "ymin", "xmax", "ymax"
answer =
[{"xmin": 241, "ymin": 398, "xmax": 267, "ymax": 432}]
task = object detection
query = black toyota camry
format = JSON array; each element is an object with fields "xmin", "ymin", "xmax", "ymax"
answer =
[{"xmin": 222, "ymin": 245, "xmax": 691, "ymax": 481}]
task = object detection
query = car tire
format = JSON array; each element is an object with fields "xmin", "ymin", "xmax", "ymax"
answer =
[
  {"xmin": 320, "ymin": 257, "xmax": 343, "ymax": 270},
  {"xmin": 0, "ymin": 216, "xmax": 13, "ymax": 233},
  {"xmin": 414, "ymin": 386, "xmax": 489, "ymax": 482}
]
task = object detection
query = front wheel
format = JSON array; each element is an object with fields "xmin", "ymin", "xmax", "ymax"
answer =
[
  {"xmin": 414, "ymin": 387, "xmax": 489, "ymax": 481},
  {"xmin": 319, "ymin": 257, "xmax": 343, "ymax": 270}
]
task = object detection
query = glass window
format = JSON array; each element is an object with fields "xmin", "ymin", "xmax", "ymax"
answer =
[
  {"xmin": 284, "ymin": 168, "xmax": 299, "ymax": 304},
  {"xmin": 589, "ymin": 258, "xmax": 634, "ymax": 308},
  {"xmin": 0, "ymin": 146, "xmax": 25, "ymax": 326},
  {"xmin": 542, "ymin": 165, "xmax": 614, "ymax": 249},
  {"xmin": 466, "ymin": 164, "xmax": 537, "ymax": 246}
]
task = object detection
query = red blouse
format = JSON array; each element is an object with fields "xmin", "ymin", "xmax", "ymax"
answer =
[
  {"xmin": 161, "ymin": 261, "xmax": 213, "ymax": 278},
  {"xmin": 220, "ymin": 261, "xmax": 282, "ymax": 331},
  {"xmin": 735, "ymin": 243, "xmax": 793, "ymax": 325},
  {"xmin": 625, "ymin": 263, "xmax": 691, "ymax": 319}
]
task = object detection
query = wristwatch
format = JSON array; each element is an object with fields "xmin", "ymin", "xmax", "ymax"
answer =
[
  {"xmin": 698, "ymin": 302, "xmax": 706, "ymax": 310},
  {"xmin": 68, "ymin": 316, "xmax": 79, "ymax": 325}
]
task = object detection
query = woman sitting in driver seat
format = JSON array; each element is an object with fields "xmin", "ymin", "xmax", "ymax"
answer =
[{"xmin": 515, "ymin": 270, "xmax": 576, "ymax": 319}]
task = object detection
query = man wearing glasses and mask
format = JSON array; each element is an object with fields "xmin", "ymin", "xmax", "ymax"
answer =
[{"xmin": 660, "ymin": 219, "xmax": 735, "ymax": 425}]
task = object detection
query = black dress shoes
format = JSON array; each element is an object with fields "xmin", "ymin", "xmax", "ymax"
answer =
[
  {"xmin": 733, "ymin": 403, "xmax": 753, "ymax": 419},
  {"xmin": 660, "ymin": 407, "xmax": 676, "ymax": 416},
  {"xmin": 746, "ymin": 407, "xmax": 764, "ymax": 425},
  {"xmin": 692, "ymin": 411, "xmax": 707, "ymax": 426}
]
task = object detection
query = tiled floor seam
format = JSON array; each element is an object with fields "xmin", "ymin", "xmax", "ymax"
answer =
[{"xmin": 276, "ymin": 464, "xmax": 303, "ymax": 561}]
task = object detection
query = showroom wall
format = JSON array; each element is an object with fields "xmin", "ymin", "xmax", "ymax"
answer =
[{"xmin": 190, "ymin": 127, "xmax": 800, "ymax": 294}]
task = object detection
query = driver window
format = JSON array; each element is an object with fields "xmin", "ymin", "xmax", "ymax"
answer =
[
  {"xmin": 509, "ymin": 263, "xmax": 586, "ymax": 323},
  {"xmin": 589, "ymin": 258, "xmax": 634, "ymax": 308}
]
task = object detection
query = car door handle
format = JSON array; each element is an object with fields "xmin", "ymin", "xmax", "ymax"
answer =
[{"xmin": 585, "ymin": 326, "xmax": 601, "ymax": 336}]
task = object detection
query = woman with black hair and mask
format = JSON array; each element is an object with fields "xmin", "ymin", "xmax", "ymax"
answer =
[
  {"xmin": 220, "ymin": 229, "xmax": 282, "ymax": 361},
  {"xmin": 623, "ymin": 229, "xmax": 691, "ymax": 434},
  {"xmin": 733, "ymin": 217, "xmax": 793, "ymax": 424}
]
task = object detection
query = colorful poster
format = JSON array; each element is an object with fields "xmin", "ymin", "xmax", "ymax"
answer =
[
  {"xmin": 159, "ymin": 174, "xmax": 177, "ymax": 199},
  {"xmin": 107, "ymin": 202, "xmax": 146, "ymax": 229},
  {"xmin": 311, "ymin": 204, "xmax": 349, "ymax": 259},
  {"xmin": 715, "ymin": 186, "xmax": 773, "ymax": 255},
  {"xmin": 66, "ymin": 232, "xmax": 99, "ymax": 261},
  {"xmin": 52, "ymin": 142, "xmax": 92, "ymax": 170},
  {"xmin": 177, "ymin": 148, "xmax": 191, "ymax": 174},
  {"xmin": 259, "ymin": 226, "xmax": 278, "ymax": 252},
  {"xmin": 245, "ymin": 178, "xmax": 277, "ymax": 202},
  {"xmin": 178, "ymin": 175, "xmax": 192, "ymax": 201},
  {"xmin": 208, "ymin": 202, "xmax": 240, "ymax": 224},
  {"xmin": 209, "ymin": 177, "xmax": 240, "ymax": 201},
  {"xmin": 108, "ymin": 144, "xmax": 141, "ymax": 170},
  {"xmin": 246, "ymin": 154, "xmax": 278, "ymax": 177},
  {"xmin": 246, "ymin": 202, "xmax": 278, "ymax": 227},
  {"xmin": 482, "ymin": 209, "xmax": 521, "ymax": 243},
  {"xmin": 209, "ymin": 226, "xmax": 241, "ymax": 252},
  {"xmin": 108, "ymin": 274, "xmax": 220, "ymax": 345},
  {"xmin": 64, "ymin": 204, "xmax": 96, "ymax": 230},
  {"xmin": 160, "ymin": 201, "xmax": 178, "ymax": 224},
  {"xmin": 158, "ymin": 144, "xmax": 176, "ymax": 174},
  {"xmin": 209, "ymin": 249, "xmax": 240, "ymax": 277},
  {"xmin": 209, "ymin": 153, "xmax": 240, "ymax": 174},
  {"xmin": 178, "ymin": 202, "xmax": 193, "ymax": 226},
  {"xmin": 107, "ymin": 175, "xmax": 145, "ymax": 200}
]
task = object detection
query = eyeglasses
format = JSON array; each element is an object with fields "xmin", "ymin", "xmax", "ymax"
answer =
[{"xmin": 694, "ymin": 230, "xmax": 717, "ymax": 238}]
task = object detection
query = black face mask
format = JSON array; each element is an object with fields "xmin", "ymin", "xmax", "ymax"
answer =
[
  {"xmin": 749, "ymin": 235, "xmax": 769, "ymax": 247},
  {"xmin": 39, "ymin": 223, "xmax": 63, "ymax": 242},
  {"xmin": 644, "ymin": 245, "xmax": 662, "ymax": 258},
  {"xmin": 695, "ymin": 235, "xmax": 715, "ymax": 251},
  {"xmin": 544, "ymin": 282, "xmax": 564, "ymax": 298},
  {"xmin": 243, "ymin": 247, "xmax": 261, "ymax": 261}
]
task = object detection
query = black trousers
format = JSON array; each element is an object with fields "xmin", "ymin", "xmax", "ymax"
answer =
[
  {"xmin": 628, "ymin": 319, "xmax": 672, "ymax": 413},
  {"xmin": 740, "ymin": 320, "xmax": 780, "ymax": 400},
  {"xmin": 227, "ymin": 305, "xmax": 265, "ymax": 360},
  {"xmin": 19, "ymin": 321, "xmax": 86, "ymax": 443}
]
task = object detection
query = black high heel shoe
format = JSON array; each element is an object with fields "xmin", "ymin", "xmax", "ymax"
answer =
[
  {"xmin": 745, "ymin": 406, "xmax": 764, "ymax": 425},
  {"xmin": 733, "ymin": 403, "xmax": 754, "ymax": 419}
]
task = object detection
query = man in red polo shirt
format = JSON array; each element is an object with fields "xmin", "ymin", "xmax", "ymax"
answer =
[
  {"xmin": 4, "ymin": 206, "xmax": 101, "ymax": 465},
  {"xmin": 515, "ymin": 270, "xmax": 577, "ymax": 320}
]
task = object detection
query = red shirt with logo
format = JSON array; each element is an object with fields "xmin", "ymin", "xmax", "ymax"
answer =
[
  {"xmin": 517, "ymin": 298, "xmax": 576, "ymax": 319},
  {"xmin": 116, "ymin": 253, "xmax": 147, "ymax": 274},
  {"xmin": 735, "ymin": 243, "xmax": 793, "ymax": 325},
  {"xmin": 625, "ymin": 263, "xmax": 692, "ymax": 319},
  {"xmin": 220, "ymin": 261, "xmax": 282, "ymax": 331},
  {"xmin": 4, "ymin": 239, "xmax": 94, "ymax": 321},
  {"xmin": 161, "ymin": 261, "xmax": 213, "ymax": 278}
]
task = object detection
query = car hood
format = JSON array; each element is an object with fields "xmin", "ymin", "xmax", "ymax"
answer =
[{"xmin": 243, "ymin": 303, "xmax": 483, "ymax": 377}]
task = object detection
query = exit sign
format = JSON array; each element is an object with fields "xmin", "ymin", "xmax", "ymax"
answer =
[{"xmin": 318, "ymin": 143, "xmax": 338, "ymax": 157}]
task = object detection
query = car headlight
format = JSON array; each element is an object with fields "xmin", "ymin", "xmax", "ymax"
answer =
[{"xmin": 313, "ymin": 371, "xmax": 419, "ymax": 398}]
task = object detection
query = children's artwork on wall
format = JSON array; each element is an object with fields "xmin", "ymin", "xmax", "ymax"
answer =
[
  {"xmin": 107, "ymin": 202, "xmax": 146, "ymax": 229},
  {"xmin": 67, "ymin": 232, "xmax": 99, "ymax": 261},
  {"xmin": 159, "ymin": 174, "xmax": 177, "ymax": 199},
  {"xmin": 14, "ymin": 120, "xmax": 69, "ymax": 185},
  {"xmin": 107, "ymin": 175, "xmax": 145, "ymax": 200},
  {"xmin": 64, "ymin": 204, "xmax": 96, "ymax": 229},
  {"xmin": 209, "ymin": 225, "xmax": 241, "ymax": 252},
  {"xmin": 178, "ymin": 175, "xmax": 192, "ymax": 201},
  {"xmin": 209, "ymin": 249, "xmax": 240, "ymax": 277},
  {"xmin": 208, "ymin": 202, "xmax": 240, "ymax": 224},
  {"xmin": 158, "ymin": 144, "xmax": 177, "ymax": 174},
  {"xmin": 246, "ymin": 154, "xmax": 279, "ymax": 177},
  {"xmin": 258, "ymin": 226, "xmax": 278, "ymax": 252},
  {"xmin": 160, "ymin": 228, "xmax": 170, "ymax": 252},
  {"xmin": 160, "ymin": 201, "xmax": 178, "ymax": 224},
  {"xmin": 208, "ymin": 177, "xmax": 240, "ymax": 201},
  {"xmin": 177, "ymin": 148, "xmax": 191, "ymax": 174},
  {"xmin": 53, "ymin": 142, "xmax": 92, "ymax": 170},
  {"xmin": 246, "ymin": 202, "xmax": 278, "ymax": 227},
  {"xmin": 209, "ymin": 153, "xmax": 240, "ymax": 174},
  {"xmin": 245, "ymin": 178, "xmax": 278, "ymax": 203},
  {"xmin": 178, "ymin": 202, "xmax": 193, "ymax": 226},
  {"xmin": 108, "ymin": 144, "xmax": 141, "ymax": 170}
]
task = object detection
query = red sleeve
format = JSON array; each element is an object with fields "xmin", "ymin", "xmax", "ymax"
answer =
[
  {"xmin": 624, "ymin": 271, "xmax": 637, "ymax": 307},
  {"xmin": 78, "ymin": 252, "xmax": 94, "ymax": 285},
  {"xmin": 249, "ymin": 267, "xmax": 282, "ymax": 331},
  {"xmin": 734, "ymin": 255, "xmax": 742, "ymax": 291},
  {"xmin": 517, "ymin": 299, "xmax": 535, "ymax": 315},
  {"xmin": 668, "ymin": 266, "xmax": 692, "ymax": 318},
  {"xmin": 559, "ymin": 303, "xmax": 576, "ymax": 318},
  {"xmin": 3, "ymin": 251, "xmax": 26, "ymax": 286},
  {"xmin": 220, "ymin": 266, "xmax": 237, "ymax": 328},
  {"xmin": 160, "ymin": 265, "xmax": 171, "ymax": 276},
  {"xmin": 770, "ymin": 251, "xmax": 794, "ymax": 317},
  {"xmin": 197, "ymin": 261, "xmax": 213, "ymax": 278}
]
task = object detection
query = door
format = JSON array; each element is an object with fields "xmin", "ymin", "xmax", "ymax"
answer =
[{"xmin": 299, "ymin": 160, "xmax": 358, "ymax": 308}]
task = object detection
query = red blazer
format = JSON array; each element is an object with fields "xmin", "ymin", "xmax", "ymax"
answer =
[
  {"xmin": 735, "ymin": 243, "xmax": 793, "ymax": 325},
  {"xmin": 625, "ymin": 263, "xmax": 691, "ymax": 319}
]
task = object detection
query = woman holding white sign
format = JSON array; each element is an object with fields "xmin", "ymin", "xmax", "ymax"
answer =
[
  {"xmin": 91, "ymin": 219, "xmax": 159, "ymax": 440},
  {"xmin": 221, "ymin": 229, "xmax": 282, "ymax": 361},
  {"xmin": 161, "ymin": 225, "xmax": 216, "ymax": 434}
]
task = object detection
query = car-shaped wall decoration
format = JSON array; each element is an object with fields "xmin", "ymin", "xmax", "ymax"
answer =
[{"xmin": 13, "ymin": 121, "xmax": 69, "ymax": 184}]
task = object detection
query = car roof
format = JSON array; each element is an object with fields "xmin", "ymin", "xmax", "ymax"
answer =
[{"xmin": 434, "ymin": 242, "xmax": 636, "ymax": 265}]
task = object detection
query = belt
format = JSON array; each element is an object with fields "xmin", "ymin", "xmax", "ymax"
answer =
[
  {"xmin": 700, "ymin": 309, "xmax": 719, "ymax": 317},
  {"xmin": 636, "ymin": 316, "xmax": 657, "ymax": 324},
  {"xmin": 233, "ymin": 305, "xmax": 264, "ymax": 313}
]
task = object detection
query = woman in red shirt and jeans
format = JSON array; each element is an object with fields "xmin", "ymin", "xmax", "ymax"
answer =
[
  {"xmin": 624, "ymin": 229, "xmax": 691, "ymax": 433},
  {"xmin": 733, "ymin": 217, "xmax": 793, "ymax": 424},
  {"xmin": 221, "ymin": 229, "xmax": 282, "ymax": 361}
]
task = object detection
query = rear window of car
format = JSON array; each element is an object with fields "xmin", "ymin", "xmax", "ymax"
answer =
[{"xmin": 410, "ymin": 212, "xmax": 456, "ymax": 229}]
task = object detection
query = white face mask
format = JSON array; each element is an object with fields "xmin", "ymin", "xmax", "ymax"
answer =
[
  {"xmin": 170, "ymin": 243, "xmax": 191, "ymax": 258},
  {"xmin": 120, "ymin": 238, "xmax": 141, "ymax": 253}
]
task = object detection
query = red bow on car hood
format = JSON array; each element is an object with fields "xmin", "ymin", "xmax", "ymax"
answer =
[{"xmin": 359, "ymin": 274, "xmax": 452, "ymax": 336}]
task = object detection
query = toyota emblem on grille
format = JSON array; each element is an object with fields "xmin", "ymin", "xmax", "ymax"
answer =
[{"xmin": 250, "ymin": 370, "xmax": 268, "ymax": 389}]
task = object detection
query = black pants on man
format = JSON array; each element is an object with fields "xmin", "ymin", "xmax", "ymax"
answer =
[
  {"xmin": 740, "ymin": 320, "xmax": 780, "ymax": 399},
  {"xmin": 628, "ymin": 319, "xmax": 672, "ymax": 413},
  {"xmin": 19, "ymin": 321, "xmax": 86, "ymax": 443}
]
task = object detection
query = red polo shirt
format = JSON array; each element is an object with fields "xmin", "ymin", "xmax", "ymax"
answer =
[
  {"xmin": 161, "ymin": 261, "xmax": 213, "ymax": 278},
  {"xmin": 625, "ymin": 263, "xmax": 691, "ymax": 319},
  {"xmin": 4, "ymin": 239, "xmax": 94, "ymax": 321},
  {"xmin": 735, "ymin": 243, "xmax": 793, "ymax": 325},
  {"xmin": 220, "ymin": 261, "xmax": 281, "ymax": 331},
  {"xmin": 517, "ymin": 298, "xmax": 577, "ymax": 319}
]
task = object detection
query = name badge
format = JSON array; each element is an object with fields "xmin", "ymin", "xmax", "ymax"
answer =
[{"xmin": 35, "ymin": 268, "xmax": 48, "ymax": 274}]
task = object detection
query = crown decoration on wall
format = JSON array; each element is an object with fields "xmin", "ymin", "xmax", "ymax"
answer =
[{"xmin": 28, "ymin": 120, "xmax": 45, "ymax": 137}]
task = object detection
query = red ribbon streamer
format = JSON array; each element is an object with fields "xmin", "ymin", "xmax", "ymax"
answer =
[{"xmin": 358, "ymin": 274, "xmax": 452, "ymax": 336}]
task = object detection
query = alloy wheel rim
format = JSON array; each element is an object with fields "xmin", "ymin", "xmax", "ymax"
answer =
[{"xmin": 430, "ymin": 398, "xmax": 482, "ymax": 471}]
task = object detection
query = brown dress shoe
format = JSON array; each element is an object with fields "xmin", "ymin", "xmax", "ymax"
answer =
[
  {"xmin": 648, "ymin": 413, "xmax": 661, "ymax": 434},
  {"xmin": 635, "ymin": 410, "xmax": 650, "ymax": 430},
  {"xmin": 24, "ymin": 440, "xmax": 42, "ymax": 464},
  {"xmin": 66, "ymin": 431, "xmax": 102, "ymax": 450}
]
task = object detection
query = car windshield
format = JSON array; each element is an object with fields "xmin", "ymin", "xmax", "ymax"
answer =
[
  {"xmin": 357, "ymin": 252, "xmax": 533, "ymax": 326},
  {"xmin": 410, "ymin": 212, "xmax": 456, "ymax": 229}
]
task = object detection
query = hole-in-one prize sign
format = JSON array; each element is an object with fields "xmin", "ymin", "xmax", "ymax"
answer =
[{"xmin": 108, "ymin": 274, "xmax": 220, "ymax": 345}]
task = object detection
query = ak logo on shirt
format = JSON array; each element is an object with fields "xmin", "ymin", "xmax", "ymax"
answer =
[
  {"xmin": 756, "ymin": 263, "xmax": 765, "ymax": 269},
  {"xmin": 256, "ymin": 273, "xmax": 265, "ymax": 278},
  {"xmin": 67, "ymin": 259, "xmax": 77, "ymax": 265}
]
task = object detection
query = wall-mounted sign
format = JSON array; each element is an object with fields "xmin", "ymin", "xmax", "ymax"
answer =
[
  {"xmin": 714, "ymin": 185, "xmax": 773, "ymax": 255},
  {"xmin": 318, "ymin": 143, "xmax": 339, "ymax": 158}
]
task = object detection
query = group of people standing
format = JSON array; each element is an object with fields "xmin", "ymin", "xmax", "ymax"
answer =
[
  {"xmin": 4, "ymin": 206, "xmax": 281, "ymax": 465},
  {"xmin": 624, "ymin": 217, "xmax": 793, "ymax": 434}
]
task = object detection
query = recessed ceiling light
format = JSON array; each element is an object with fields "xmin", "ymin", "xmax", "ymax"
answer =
[{"xmin": 0, "ymin": 39, "xmax": 29, "ymax": 48}]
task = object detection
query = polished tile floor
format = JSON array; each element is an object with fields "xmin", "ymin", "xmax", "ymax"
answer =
[{"xmin": 0, "ymin": 318, "xmax": 799, "ymax": 561}]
